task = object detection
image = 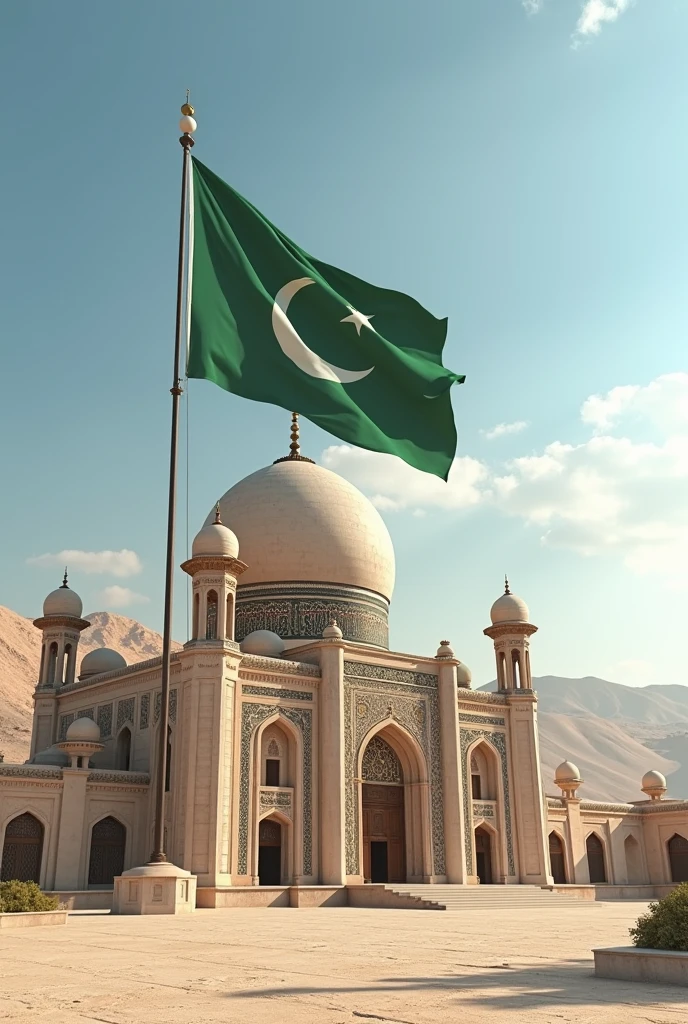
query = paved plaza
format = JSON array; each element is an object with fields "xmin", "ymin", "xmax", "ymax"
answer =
[{"xmin": 1, "ymin": 901, "xmax": 687, "ymax": 1023}]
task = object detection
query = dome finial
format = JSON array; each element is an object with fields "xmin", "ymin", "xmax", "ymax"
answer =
[
  {"xmin": 273, "ymin": 411, "xmax": 315, "ymax": 464},
  {"xmin": 214, "ymin": 502, "xmax": 222, "ymax": 524},
  {"xmin": 61, "ymin": 567, "xmax": 69, "ymax": 589},
  {"xmin": 504, "ymin": 574, "xmax": 511, "ymax": 595}
]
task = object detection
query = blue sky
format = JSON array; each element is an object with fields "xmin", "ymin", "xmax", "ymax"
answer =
[{"xmin": 2, "ymin": 0, "xmax": 687, "ymax": 688}]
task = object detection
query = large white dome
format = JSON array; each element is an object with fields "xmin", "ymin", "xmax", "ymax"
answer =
[
  {"xmin": 212, "ymin": 460, "xmax": 395, "ymax": 599},
  {"xmin": 43, "ymin": 581, "xmax": 83, "ymax": 618}
]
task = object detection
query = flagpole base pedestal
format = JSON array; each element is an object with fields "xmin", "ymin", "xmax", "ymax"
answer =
[{"xmin": 112, "ymin": 862, "xmax": 197, "ymax": 915}]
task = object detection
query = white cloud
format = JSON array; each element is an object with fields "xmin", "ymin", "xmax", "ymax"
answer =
[
  {"xmin": 522, "ymin": 0, "xmax": 544, "ymax": 13},
  {"xmin": 481, "ymin": 420, "xmax": 529, "ymax": 441},
  {"xmin": 321, "ymin": 445, "xmax": 490, "ymax": 512},
  {"xmin": 581, "ymin": 372, "xmax": 688, "ymax": 434},
  {"xmin": 323, "ymin": 373, "xmax": 688, "ymax": 588},
  {"xmin": 98, "ymin": 585, "xmax": 150, "ymax": 609},
  {"xmin": 574, "ymin": 0, "xmax": 631, "ymax": 40},
  {"xmin": 27, "ymin": 549, "xmax": 142, "ymax": 578}
]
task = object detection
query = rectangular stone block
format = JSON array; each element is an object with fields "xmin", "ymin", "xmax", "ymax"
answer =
[{"xmin": 593, "ymin": 946, "xmax": 688, "ymax": 986}]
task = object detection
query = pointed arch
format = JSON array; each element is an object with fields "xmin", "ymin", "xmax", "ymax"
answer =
[
  {"xmin": 1, "ymin": 812, "xmax": 44, "ymax": 883},
  {"xmin": 115, "ymin": 726, "xmax": 132, "ymax": 771},
  {"xmin": 586, "ymin": 831, "xmax": 608, "ymax": 883},
  {"xmin": 548, "ymin": 830, "xmax": 567, "ymax": 884},
  {"xmin": 668, "ymin": 833, "xmax": 688, "ymax": 883},
  {"xmin": 205, "ymin": 589, "xmax": 218, "ymax": 639},
  {"xmin": 465, "ymin": 736, "xmax": 501, "ymax": 802},
  {"xmin": 624, "ymin": 833, "xmax": 644, "ymax": 884},
  {"xmin": 357, "ymin": 719, "xmax": 431, "ymax": 883},
  {"xmin": 249, "ymin": 711, "xmax": 304, "ymax": 884},
  {"xmin": 88, "ymin": 815, "xmax": 126, "ymax": 886}
]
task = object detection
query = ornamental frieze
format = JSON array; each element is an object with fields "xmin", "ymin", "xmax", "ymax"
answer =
[{"xmin": 461, "ymin": 728, "xmax": 514, "ymax": 876}]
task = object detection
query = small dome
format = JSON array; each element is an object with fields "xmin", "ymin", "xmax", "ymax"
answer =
[
  {"xmin": 642, "ymin": 770, "xmax": 667, "ymax": 790},
  {"xmin": 240, "ymin": 630, "xmax": 285, "ymax": 658},
  {"xmin": 192, "ymin": 507, "xmax": 239, "ymax": 559},
  {"xmin": 456, "ymin": 662, "xmax": 472, "ymax": 686},
  {"xmin": 43, "ymin": 573, "xmax": 83, "ymax": 618},
  {"xmin": 31, "ymin": 744, "xmax": 69, "ymax": 767},
  {"xmin": 65, "ymin": 717, "xmax": 101, "ymax": 743},
  {"xmin": 436, "ymin": 640, "xmax": 455, "ymax": 659},
  {"xmin": 322, "ymin": 620, "xmax": 343, "ymax": 640},
  {"xmin": 490, "ymin": 578, "xmax": 529, "ymax": 625},
  {"xmin": 79, "ymin": 648, "xmax": 126, "ymax": 679},
  {"xmin": 555, "ymin": 760, "xmax": 581, "ymax": 783}
]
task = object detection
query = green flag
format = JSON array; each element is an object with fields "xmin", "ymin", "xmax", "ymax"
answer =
[{"xmin": 187, "ymin": 158, "xmax": 464, "ymax": 479}]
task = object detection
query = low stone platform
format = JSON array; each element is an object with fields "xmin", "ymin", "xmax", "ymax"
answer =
[
  {"xmin": 594, "ymin": 945, "xmax": 688, "ymax": 986},
  {"xmin": 0, "ymin": 909, "xmax": 67, "ymax": 929}
]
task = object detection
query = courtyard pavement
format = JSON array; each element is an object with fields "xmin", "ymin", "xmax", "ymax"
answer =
[{"xmin": 1, "ymin": 901, "xmax": 687, "ymax": 1023}]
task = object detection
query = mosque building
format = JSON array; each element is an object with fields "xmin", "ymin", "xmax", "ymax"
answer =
[{"xmin": 1, "ymin": 434, "xmax": 687, "ymax": 909}]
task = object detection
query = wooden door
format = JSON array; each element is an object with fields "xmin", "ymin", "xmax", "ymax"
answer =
[
  {"xmin": 1, "ymin": 813, "xmax": 44, "ymax": 883},
  {"xmin": 548, "ymin": 832, "xmax": 567, "ymax": 884},
  {"xmin": 362, "ymin": 784, "xmax": 405, "ymax": 883}
]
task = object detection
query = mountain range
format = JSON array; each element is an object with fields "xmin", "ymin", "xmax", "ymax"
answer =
[{"xmin": 0, "ymin": 604, "xmax": 685, "ymax": 802}]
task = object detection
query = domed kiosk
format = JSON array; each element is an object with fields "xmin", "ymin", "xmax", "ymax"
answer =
[{"xmin": 210, "ymin": 428, "xmax": 395, "ymax": 648}]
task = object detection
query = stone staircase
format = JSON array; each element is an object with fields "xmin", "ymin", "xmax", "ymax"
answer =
[{"xmin": 385, "ymin": 884, "xmax": 598, "ymax": 911}]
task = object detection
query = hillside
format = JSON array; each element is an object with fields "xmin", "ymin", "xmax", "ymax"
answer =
[
  {"xmin": 0, "ymin": 605, "xmax": 180, "ymax": 764},
  {"xmin": 1, "ymin": 606, "xmax": 686, "ymax": 802}
]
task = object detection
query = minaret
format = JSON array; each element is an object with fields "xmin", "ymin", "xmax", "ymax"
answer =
[
  {"xmin": 31, "ymin": 570, "xmax": 91, "ymax": 755},
  {"xmin": 181, "ymin": 506, "xmax": 248, "ymax": 644},
  {"xmin": 483, "ymin": 578, "xmax": 552, "ymax": 885},
  {"xmin": 483, "ymin": 576, "xmax": 537, "ymax": 690}
]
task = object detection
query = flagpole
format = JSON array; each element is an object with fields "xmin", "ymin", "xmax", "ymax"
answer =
[{"xmin": 150, "ymin": 99, "xmax": 196, "ymax": 864}]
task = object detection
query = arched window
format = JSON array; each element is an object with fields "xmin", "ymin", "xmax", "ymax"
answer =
[
  {"xmin": 88, "ymin": 816, "xmax": 126, "ymax": 886},
  {"xmin": 39, "ymin": 645, "xmax": 46, "ymax": 683},
  {"xmin": 165, "ymin": 726, "xmax": 172, "ymax": 792},
  {"xmin": 498, "ymin": 652, "xmax": 507, "ymax": 689},
  {"xmin": 63, "ymin": 643, "xmax": 73, "ymax": 685},
  {"xmin": 193, "ymin": 593, "xmax": 200, "ymax": 639},
  {"xmin": 47, "ymin": 642, "xmax": 58, "ymax": 685},
  {"xmin": 468, "ymin": 744, "xmax": 496, "ymax": 801},
  {"xmin": 226, "ymin": 593, "xmax": 234, "ymax": 640},
  {"xmin": 586, "ymin": 833, "xmax": 607, "ymax": 883},
  {"xmin": 549, "ymin": 832, "xmax": 567, "ymax": 884},
  {"xmin": 206, "ymin": 590, "xmax": 218, "ymax": 640},
  {"xmin": 1, "ymin": 812, "xmax": 44, "ymax": 883},
  {"xmin": 116, "ymin": 727, "xmax": 131, "ymax": 772},
  {"xmin": 511, "ymin": 650, "xmax": 521, "ymax": 689},
  {"xmin": 668, "ymin": 834, "xmax": 688, "ymax": 883}
]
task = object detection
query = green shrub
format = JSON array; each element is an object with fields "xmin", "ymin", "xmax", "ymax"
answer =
[
  {"xmin": 0, "ymin": 880, "xmax": 58, "ymax": 913},
  {"xmin": 630, "ymin": 883, "xmax": 688, "ymax": 951}
]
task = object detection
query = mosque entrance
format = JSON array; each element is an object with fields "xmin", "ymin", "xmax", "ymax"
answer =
[
  {"xmin": 475, "ymin": 827, "xmax": 493, "ymax": 884},
  {"xmin": 258, "ymin": 818, "xmax": 282, "ymax": 885},
  {"xmin": 668, "ymin": 833, "xmax": 688, "ymax": 882},
  {"xmin": 362, "ymin": 784, "xmax": 405, "ymax": 883}
]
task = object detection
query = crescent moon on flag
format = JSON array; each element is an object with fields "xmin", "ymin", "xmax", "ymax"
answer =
[{"xmin": 271, "ymin": 277, "xmax": 374, "ymax": 384}]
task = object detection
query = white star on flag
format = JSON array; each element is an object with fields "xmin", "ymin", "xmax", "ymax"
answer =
[{"xmin": 340, "ymin": 307, "xmax": 375, "ymax": 335}]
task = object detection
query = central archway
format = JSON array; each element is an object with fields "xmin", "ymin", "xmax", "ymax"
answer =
[
  {"xmin": 358, "ymin": 722, "xmax": 431, "ymax": 884},
  {"xmin": 362, "ymin": 735, "xmax": 405, "ymax": 883}
]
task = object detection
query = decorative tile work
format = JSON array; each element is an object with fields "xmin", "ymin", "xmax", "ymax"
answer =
[
  {"xmin": 153, "ymin": 688, "xmax": 178, "ymax": 725},
  {"xmin": 236, "ymin": 583, "xmax": 389, "ymax": 648},
  {"xmin": 87, "ymin": 770, "xmax": 150, "ymax": 785},
  {"xmin": 57, "ymin": 708, "xmax": 94, "ymax": 740},
  {"xmin": 241, "ymin": 655, "xmax": 320, "ymax": 677},
  {"xmin": 238, "ymin": 703, "xmax": 312, "ymax": 876},
  {"xmin": 361, "ymin": 735, "xmax": 402, "ymax": 783},
  {"xmin": 343, "ymin": 661, "xmax": 438, "ymax": 689},
  {"xmin": 460, "ymin": 714, "xmax": 506, "ymax": 727},
  {"xmin": 344, "ymin": 675, "xmax": 445, "ymax": 877},
  {"xmin": 260, "ymin": 788, "xmax": 293, "ymax": 819},
  {"xmin": 116, "ymin": 697, "xmax": 135, "ymax": 731},
  {"xmin": 472, "ymin": 802, "xmax": 495, "ymax": 818},
  {"xmin": 242, "ymin": 684, "xmax": 313, "ymax": 702},
  {"xmin": 58, "ymin": 713, "xmax": 74, "ymax": 740},
  {"xmin": 0, "ymin": 765, "xmax": 62, "ymax": 779},
  {"xmin": 140, "ymin": 693, "xmax": 150, "ymax": 730},
  {"xmin": 461, "ymin": 729, "xmax": 514, "ymax": 876},
  {"xmin": 97, "ymin": 704, "xmax": 113, "ymax": 739}
]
